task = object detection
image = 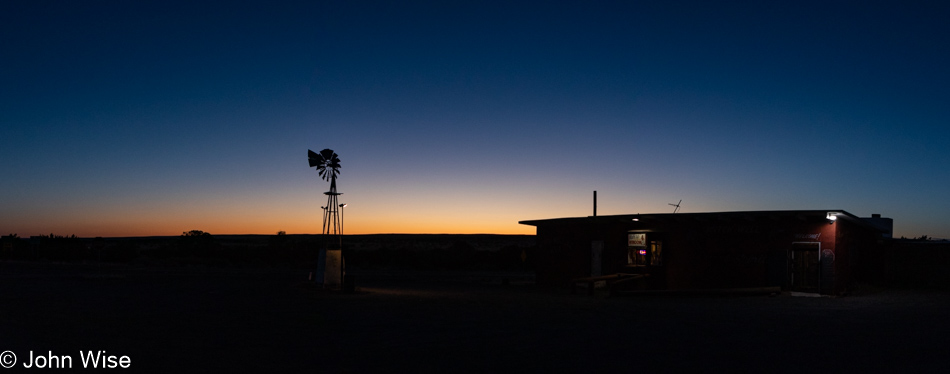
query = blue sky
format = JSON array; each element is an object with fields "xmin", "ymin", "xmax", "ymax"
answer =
[{"xmin": 2, "ymin": 1, "xmax": 949, "ymax": 237}]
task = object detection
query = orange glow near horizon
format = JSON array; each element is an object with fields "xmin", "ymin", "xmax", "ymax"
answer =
[
  {"xmin": 5, "ymin": 223, "xmax": 536, "ymax": 238},
  {"xmin": 0, "ymin": 185, "xmax": 705, "ymax": 238},
  {"xmin": 2, "ymin": 205, "xmax": 538, "ymax": 237}
]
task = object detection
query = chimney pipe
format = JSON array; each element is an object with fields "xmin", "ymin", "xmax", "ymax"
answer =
[{"xmin": 593, "ymin": 191, "xmax": 597, "ymax": 217}]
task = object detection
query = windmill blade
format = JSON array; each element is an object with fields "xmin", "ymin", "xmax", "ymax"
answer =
[
  {"xmin": 309, "ymin": 148, "xmax": 341, "ymax": 183},
  {"xmin": 319, "ymin": 149, "xmax": 337, "ymax": 164},
  {"xmin": 308, "ymin": 149, "xmax": 322, "ymax": 168},
  {"xmin": 319, "ymin": 149, "xmax": 341, "ymax": 177}
]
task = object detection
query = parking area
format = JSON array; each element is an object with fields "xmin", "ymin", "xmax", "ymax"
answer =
[{"xmin": 2, "ymin": 262, "xmax": 949, "ymax": 372}]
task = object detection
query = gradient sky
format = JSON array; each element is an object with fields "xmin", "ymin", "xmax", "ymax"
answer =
[{"xmin": 2, "ymin": 1, "xmax": 949, "ymax": 238}]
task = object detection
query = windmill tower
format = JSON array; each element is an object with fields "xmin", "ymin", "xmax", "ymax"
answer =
[{"xmin": 308, "ymin": 148, "xmax": 344, "ymax": 289}]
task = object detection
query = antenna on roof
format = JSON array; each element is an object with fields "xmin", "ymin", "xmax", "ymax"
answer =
[{"xmin": 669, "ymin": 199, "xmax": 682, "ymax": 213}]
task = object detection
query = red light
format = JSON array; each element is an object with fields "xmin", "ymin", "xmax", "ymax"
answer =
[{"xmin": 638, "ymin": 249, "xmax": 647, "ymax": 256}]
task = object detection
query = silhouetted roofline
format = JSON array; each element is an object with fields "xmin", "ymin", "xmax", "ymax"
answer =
[{"xmin": 519, "ymin": 210, "xmax": 878, "ymax": 230}]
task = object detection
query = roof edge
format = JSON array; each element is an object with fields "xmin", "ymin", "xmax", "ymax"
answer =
[{"xmin": 519, "ymin": 209, "xmax": 866, "ymax": 227}]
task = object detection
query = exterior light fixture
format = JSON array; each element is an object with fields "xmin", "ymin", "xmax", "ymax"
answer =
[
  {"xmin": 632, "ymin": 218, "xmax": 639, "ymax": 222},
  {"xmin": 827, "ymin": 212, "xmax": 838, "ymax": 221},
  {"xmin": 339, "ymin": 204, "xmax": 346, "ymax": 235}
]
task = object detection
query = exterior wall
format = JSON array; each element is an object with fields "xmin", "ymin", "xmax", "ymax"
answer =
[
  {"xmin": 601, "ymin": 227, "xmax": 632, "ymax": 276},
  {"xmin": 533, "ymin": 220, "xmax": 633, "ymax": 287},
  {"xmin": 661, "ymin": 219, "xmax": 836, "ymax": 291},
  {"xmin": 832, "ymin": 218, "xmax": 885, "ymax": 294},
  {"xmin": 528, "ymin": 212, "xmax": 880, "ymax": 294},
  {"xmin": 817, "ymin": 221, "xmax": 838, "ymax": 294},
  {"xmin": 534, "ymin": 224, "xmax": 593, "ymax": 287}
]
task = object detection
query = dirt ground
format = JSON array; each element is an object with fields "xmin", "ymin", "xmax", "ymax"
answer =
[{"xmin": 2, "ymin": 262, "xmax": 949, "ymax": 373}]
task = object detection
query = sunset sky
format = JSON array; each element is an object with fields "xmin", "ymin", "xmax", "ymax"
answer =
[{"xmin": 2, "ymin": 1, "xmax": 949, "ymax": 238}]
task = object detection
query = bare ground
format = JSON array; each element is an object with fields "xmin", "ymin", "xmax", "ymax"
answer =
[{"xmin": 2, "ymin": 262, "xmax": 949, "ymax": 373}]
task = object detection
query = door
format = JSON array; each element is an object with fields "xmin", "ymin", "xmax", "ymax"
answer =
[
  {"xmin": 591, "ymin": 241, "xmax": 603, "ymax": 277},
  {"xmin": 789, "ymin": 242, "xmax": 820, "ymax": 293}
]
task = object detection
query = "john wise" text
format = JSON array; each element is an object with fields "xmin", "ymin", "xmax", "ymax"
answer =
[{"xmin": 21, "ymin": 350, "xmax": 131, "ymax": 369}]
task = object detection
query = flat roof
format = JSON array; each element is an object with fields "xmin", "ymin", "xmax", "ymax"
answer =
[{"xmin": 519, "ymin": 209, "xmax": 875, "ymax": 228}]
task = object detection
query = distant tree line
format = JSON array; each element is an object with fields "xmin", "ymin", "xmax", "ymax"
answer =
[
  {"xmin": 898, "ymin": 235, "xmax": 948, "ymax": 241},
  {"xmin": 0, "ymin": 231, "xmax": 537, "ymax": 271},
  {"xmin": 1, "ymin": 233, "xmax": 135, "ymax": 263}
]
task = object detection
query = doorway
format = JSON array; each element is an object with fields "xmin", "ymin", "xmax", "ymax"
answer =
[
  {"xmin": 789, "ymin": 242, "xmax": 820, "ymax": 293},
  {"xmin": 591, "ymin": 241, "xmax": 603, "ymax": 277}
]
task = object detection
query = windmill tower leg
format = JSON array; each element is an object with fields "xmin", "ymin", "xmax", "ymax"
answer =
[{"xmin": 321, "ymin": 189, "xmax": 344, "ymax": 290}]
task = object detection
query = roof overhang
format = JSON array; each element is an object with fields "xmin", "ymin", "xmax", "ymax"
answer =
[{"xmin": 520, "ymin": 210, "xmax": 875, "ymax": 229}]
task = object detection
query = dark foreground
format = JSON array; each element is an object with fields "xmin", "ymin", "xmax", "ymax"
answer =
[{"xmin": 2, "ymin": 262, "xmax": 949, "ymax": 373}]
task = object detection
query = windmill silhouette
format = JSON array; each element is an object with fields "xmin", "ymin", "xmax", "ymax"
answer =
[
  {"xmin": 308, "ymin": 148, "xmax": 345, "ymax": 289},
  {"xmin": 309, "ymin": 149, "xmax": 342, "ymax": 238}
]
